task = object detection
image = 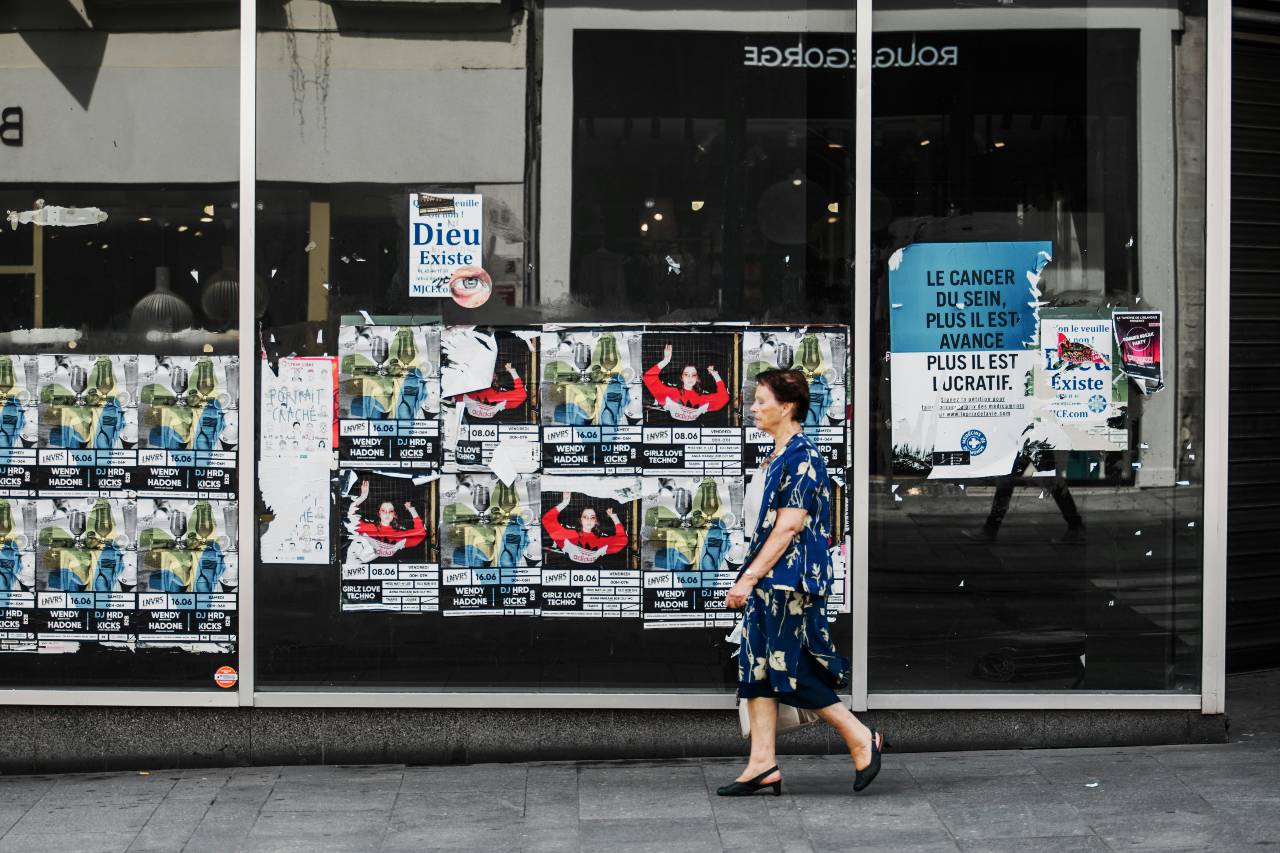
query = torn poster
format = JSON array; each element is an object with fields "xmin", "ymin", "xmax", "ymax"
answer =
[
  {"xmin": 538, "ymin": 475, "xmax": 641, "ymax": 618},
  {"xmin": 338, "ymin": 470, "xmax": 439, "ymax": 613},
  {"xmin": 259, "ymin": 357, "xmax": 335, "ymax": 565},
  {"xmin": 409, "ymin": 193, "xmax": 483, "ymax": 298},
  {"xmin": 0, "ymin": 497, "xmax": 37, "ymax": 651},
  {"xmin": 338, "ymin": 318, "xmax": 441, "ymax": 470},
  {"xmin": 889, "ymin": 241, "xmax": 1050, "ymax": 479},
  {"xmin": 136, "ymin": 355, "xmax": 239, "ymax": 497},
  {"xmin": 640, "ymin": 331, "xmax": 744, "ymax": 476},
  {"xmin": 641, "ymin": 475, "xmax": 746, "ymax": 629},
  {"xmin": 1033, "ymin": 311, "xmax": 1127, "ymax": 452},
  {"xmin": 35, "ymin": 354, "xmax": 139, "ymax": 493},
  {"xmin": 742, "ymin": 327, "xmax": 849, "ymax": 470},
  {"xmin": 441, "ymin": 327, "xmax": 540, "ymax": 471},
  {"xmin": 1113, "ymin": 311, "xmax": 1163, "ymax": 394},
  {"xmin": 540, "ymin": 327, "xmax": 644, "ymax": 475},
  {"xmin": 0, "ymin": 355, "xmax": 39, "ymax": 495},
  {"xmin": 439, "ymin": 472, "xmax": 540, "ymax": 615},
  {"xmin": 440, "ymin": 325, "xmax": 498, "ymax": 398}
]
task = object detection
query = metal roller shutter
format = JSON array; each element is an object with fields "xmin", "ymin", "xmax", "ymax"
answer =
[{"xmin": 1229, "ymin": 2, "xmax": 1280, "ymax": 671}]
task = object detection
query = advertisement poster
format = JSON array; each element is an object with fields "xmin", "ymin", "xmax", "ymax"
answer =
[
  {"xmin": 337, "ymin": 319, "xmax": 441, "ymax": 470},
  {"xmin": 338, "ymin": 470, "xmax": 438, "ymax": 613},
  {"xmin": 439, "ymin": 473, "xmax": 540, "ymax": 615},
  {"xmin": 259, "ymin": 357, "xmax": 335, "ymax": 565},
  {"xmin": 640, "ymin": 476, "xmax": 745, "ymax": 628},
  {"xmin": 540, "ymin": 328, "xmax": 644, "ymax": 475},
  {"xmin": 0, "ymin": 355, "xmax": 38, "ymax": 495},
  {"xmin": 538, "ymin": 475, "xmax": 641, "ymax": 617},
  {"xmin": 640, "ymin": 332, "xmax": 743, "ymax": 476},
  {"xmin": 34, "ymin": 497, "xmax": 137, "ymax": 645},
  {"xmin": 135, "ymin": 498, "xmax": 237, "ymax": 648},
  {"xmin": 889, "ymin": 241, "xmax": 1051, "ymax": 479},
  {"xmin": 136, "ymin": 355, "xmax": 239, "ymax": 496},
  {"xmin": 742, "ymin": 328, "xmax": 849, "ymax": 469},
  {"xmin": 408, "ymin": 193, "xmax": 483, "ymax": 298},
  {"xmin": 0, "ymin": 497, "xmax": 36, "ymax": 648},
  {"xmin": 441, "ymin": 328, "xmax": 539, "ymax": 471},
  {"xmin": 1114, "ymin": 311, "xmax": 1163, "ymax": 394},
  {"xmin": 1034, "ymin": 312, "xmax": 1127, "ymax": 452},
  {"xmin": 36, "ymin": 354, "xmax": 138, "ymax": 493}
]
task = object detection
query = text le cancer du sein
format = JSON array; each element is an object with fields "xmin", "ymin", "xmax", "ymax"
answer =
[{"xmin": 926, "ymin": 266, "xmax": 1022, "ymax": 393}]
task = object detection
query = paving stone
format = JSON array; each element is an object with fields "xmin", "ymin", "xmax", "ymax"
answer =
[
  {"xmin": 391, "ymin": 790, "xmax": 524, "ymax": 822},
  {"xmin": 125, "ymin": 796, "xmax": 216, "ymax": 853},
  {"xmin": 380, "ymin": 818, "xmax": 530, "ymax": 851},
  {"xmin": 1088, "ymin": 809, "xmax": 1246, "ymax": 851},
  {"xmin": 399, "ymin": 762, "xmax": 526, "ymax": 794},
  {"xmin": 578, "ymin": 817, "xmax": 723, "ymax": 853},
  {"xmin": 579, "ymin": 765, "xmax": 713, "ymax": 821},
  {"xmin": 929, "ymin": 794, "xmax": 1093, "ymax": 842},
  {"xmin": 958, "ymin": 836, "xmax": 1110, "ymax": 853},
  {"xmin": 0, "ymin": 829, "xmax": 138, "ymax": 853}
]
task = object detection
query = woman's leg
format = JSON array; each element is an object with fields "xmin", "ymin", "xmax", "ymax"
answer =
[
  {"xmin": 814, "ymin": 702, "xmax": 877, "ymax": 771},
  {"xmin": 736, "ymin": 698, "xmax": 782, "ymax": 783}
]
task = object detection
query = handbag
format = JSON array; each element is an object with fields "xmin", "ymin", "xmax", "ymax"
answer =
[{"xmin": 738, "ymin": 699, "xmax": 820, "ymax": 739}]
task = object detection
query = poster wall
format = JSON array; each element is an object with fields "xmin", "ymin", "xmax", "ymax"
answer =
[
  {"xmin": 338, "ymin": 470, "xmax": 438, "ymax": 613},
  {"xmin": 889, "ymin": 241, "xmax": 1050, "ymax": 479},
  {"xmin": 0, "ymin": 352, "xmax": 241, "ymax": 654}
]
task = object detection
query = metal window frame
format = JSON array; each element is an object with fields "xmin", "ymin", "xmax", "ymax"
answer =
[{"xmin": 0, "ymin": 1, "xmax": 1228, "ymax": 714}]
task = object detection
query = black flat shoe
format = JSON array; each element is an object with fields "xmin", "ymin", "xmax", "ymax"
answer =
[
  {"xmin": 854, "ymin": 729, "xmax": 889, "ymax": 793},
  {"xmin": 717, "ymin": 765, "xmax": 782, "ymax": 797}
]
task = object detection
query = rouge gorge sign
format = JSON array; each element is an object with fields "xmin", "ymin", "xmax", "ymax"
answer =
[{"xmin": 743, "ymin": 41, "xmax": 958, "ymax": 70}]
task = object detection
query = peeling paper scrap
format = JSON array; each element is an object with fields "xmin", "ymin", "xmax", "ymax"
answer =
[
  {"xmin": 488, "ymin": 440, "xmax": 540, "ymax": 486},
  {"xmin": 441, "ymin": 326, "xmax": 498, "ymax": 397},
  {"xmin": 7, "ymin": 204, "xmax": 107, "ymax": 229}
]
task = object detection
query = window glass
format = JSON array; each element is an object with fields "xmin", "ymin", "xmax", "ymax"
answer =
[
  {"xmin": 868, "ymin": 3, "xmax": 1205, "ymax": 692},
  {"xmin": 0, "ymin": 9, "xmax": 240, "ymax": 688}
]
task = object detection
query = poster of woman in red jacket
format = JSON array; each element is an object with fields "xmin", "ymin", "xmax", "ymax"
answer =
[
  {"xmin": 641, "ymin": 335, "xmax": 738, "ymax": 426},
  {"xmin": 540, "ymin": 485, "xmax": 639, "ymax": 569},
  {"xmin": 341, "ymin": 475, "xmax": 431, "ymax": 565}
]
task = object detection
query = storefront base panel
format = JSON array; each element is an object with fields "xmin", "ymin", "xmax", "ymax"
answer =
[{"xmin": 0, "ymin": 707, "xmax": 1227, "ymax": 775}]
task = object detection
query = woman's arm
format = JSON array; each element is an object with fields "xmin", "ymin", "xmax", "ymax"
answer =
[
  {"xmin": 724, "ymin": 508, "xmax": 807, "ymax": 609},
  {"xmin": 542, "ymin": 495, "xmax": 574, "ymax": 548},
  {"xmin": 690, "ymin": 367, "xmax": 729, "ymax": 411},
  {"xmin": 598, "ymin": 508, "xmax": 628, "ymax": 553}
]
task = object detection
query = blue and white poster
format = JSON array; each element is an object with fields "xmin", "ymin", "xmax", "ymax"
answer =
[{"xmin": 889, "ymin": 241, "xmax": 1051, "ymax": 478}]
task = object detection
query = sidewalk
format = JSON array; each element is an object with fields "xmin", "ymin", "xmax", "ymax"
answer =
[{"xmin": 0, "ymin": 671, "xmax": 1275, "ymax": 853}]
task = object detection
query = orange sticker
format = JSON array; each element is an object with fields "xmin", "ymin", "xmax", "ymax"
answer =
[{"xmin": 214, "ymin": 666, "xmax": 239, "ymax": 688}]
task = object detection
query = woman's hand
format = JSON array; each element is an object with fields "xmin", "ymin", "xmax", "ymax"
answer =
[
  {"xmin": 504, "ymin": 362, "xmax": 518, "ymax": 378},
  {"xmin": 726, "ymin": 573, "xmax": 757, "ymax": 609},
  {"xmin": 605, "ymin": 508, "xmax": 620, "ymax": 525},
  {"xmin": 558, "ymin": 491, "xmax": 572, "ymax": 509},
  {"xmin": 404, "ymin": 501, "xmax": 419, "ymax": 517},
  {"xmin": 659, "ymin": 344, "xmax": 673, "ymax": 369},
  {"xmin": 707, "ymin": 365, "xmax": 722, "ymax": 384}
]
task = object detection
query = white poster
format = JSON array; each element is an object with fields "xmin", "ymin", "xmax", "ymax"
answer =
[
  {"xmin": 259, "ymin": 358, "xmax": 335, "ymax": 564},
  {"xmin": 408, "ymin": 193, "xmax": 483, "ymax": 298},
  {"xmin": 1034, "ymin": 316, "xmax": 1127, "ymax": 452}
]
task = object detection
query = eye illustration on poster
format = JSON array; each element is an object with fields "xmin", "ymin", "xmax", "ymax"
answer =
[
  {"xmin": 640, "ymin": 332, "xmax": 743, "ymax": 476},
  {"xmin": 439, "ymin": 472, "xmax": 540, "ymax": 615},
  {"xmin": 36, "ymin": 354, "xmax": 138, "ymax": 491},
  {"xmin": 34, "ymin": 497, "xmax": 137, "ymax": 646},
  {"xmin": 0, "ymin": 355, "xmax": 38, "ymax": 477},
  {"xmin": 540, "ymin": 328, "xmax": 643, "ymax": 474},
  {"xmin": 136, "ymin": 356, "xmax": 238, "ymax": 496},
  {"xmin": 337, "ymin": 319, "xmax": 441, "ymax": 470},
  {"xmin": 743, "ymin": 328, "xmax": 849, "ymax": 468},
  {"xmin": 135, "ymin": 498, "xmax": 237, "ymax": 648},
  {"xmin": 640, "ymin": 476, "xmax": 745, "ymax": 628},
  {"xmin": 1033, "ymin": 310, "xmax": 1127, "ymax": 453},
  {"xmin": 441, "ymin": 328, "xmax": 540, "ymax": 470},
  {"xmin": 539, "ymin": 475, "xmax": 641, "ymax": 617},
  {"xmin": 0, "ymin": 498, "xmax": 37, "ymax": 649},
  {"xmin": 338, "ymin": 470, "xmax": 439, "ymax": 613}
]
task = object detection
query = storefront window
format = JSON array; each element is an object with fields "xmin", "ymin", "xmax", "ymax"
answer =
[
  {"xmin": 0, "ymin": 8, "xmax": 240, "ymax": 688},
  {"xmin": 867, "ymin": 3, "xmax": 1205, "ymax": 692}
]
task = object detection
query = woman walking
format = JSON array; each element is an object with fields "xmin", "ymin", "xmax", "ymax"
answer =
[{"xmin": 719, "ymin": 368, "xmax": 888, "ymax": 797}]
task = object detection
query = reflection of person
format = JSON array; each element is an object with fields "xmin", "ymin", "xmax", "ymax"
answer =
[
  {"xmin": 720, "ymin": 368, "xmax": 887, "ymax": 798},
  {"xmin": 345, "ymin": 480, "xmax": 425, "ymax": 561},
  {"xmin": 543, "ymin": 492, "xmax": 627, "ymax": 558},
  {"xmin": 644, "ymin": 343, "xmax": 728, "ymax": 419},
  {"xmin": 459, "ymin": 362, "xmax": 526, "ymax": 418},
  {"xmin": 961, "ymin": 448, "xmax": 1085, "ymax": 544}
]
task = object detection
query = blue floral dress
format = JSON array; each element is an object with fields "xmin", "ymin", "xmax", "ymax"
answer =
[{"xmin": 737, "ymin": 432, "xmax": 848, "ymax": 707}]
